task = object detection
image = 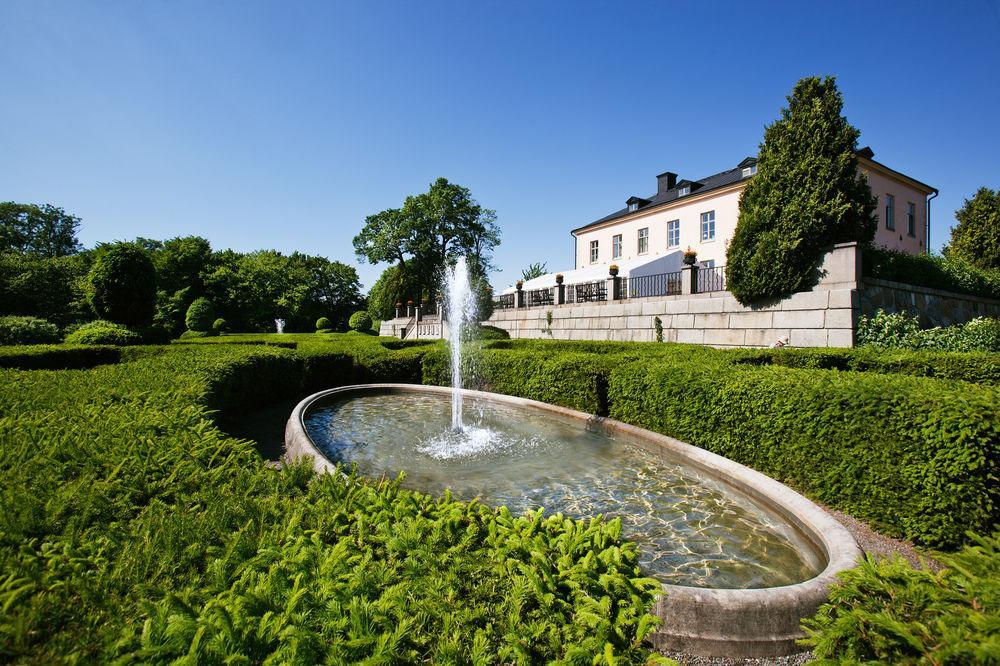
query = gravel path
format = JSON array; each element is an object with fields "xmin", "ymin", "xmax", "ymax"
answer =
[{"xmin": 664, "ymin": 504, "xmax": 939, "ymax": 665}]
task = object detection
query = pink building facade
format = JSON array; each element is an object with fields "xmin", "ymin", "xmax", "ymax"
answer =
[{"xmin": 571, "ymin": 149, "xmax": 937, "ymax": 273}]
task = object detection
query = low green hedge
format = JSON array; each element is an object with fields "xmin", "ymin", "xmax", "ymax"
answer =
[
  {"xmin": 0, "ymin": 342, "xmax": 661, "ymax": 662},
  {"xmin": 608, "ymin": 359, "xmax": 999, "ymax": 549},
  {"xmin": 863, "ymin": 246, "xmax": 1000, "ymax": 300},
  {"xmin": 802, "ymin": 531, "xmax": 1000, "ymax": 663},
  {"xmin": 422, "ymin": 346, "xmax": 616, "ymax": 415},
  {"xmin": 64, "ymin": 321, "xmax": 144, "ymax": 346},
  {"xmin": 0, "ymin": 345, "xmax": 120, "ymax": 370}
]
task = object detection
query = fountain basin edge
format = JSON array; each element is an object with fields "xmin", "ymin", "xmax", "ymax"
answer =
[{"xmin": 282, "ymin": 384, "xmax": 862, "ymax": 658}]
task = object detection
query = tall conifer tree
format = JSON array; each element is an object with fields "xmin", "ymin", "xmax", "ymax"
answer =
[{"xmin": 726, "ymin": 77, "xmax": 876, "ymax": 303}]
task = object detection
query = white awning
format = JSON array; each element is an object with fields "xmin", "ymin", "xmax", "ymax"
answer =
[{"xmin": 501, "ymin": 251, "xmax": 689, "ymax": 294}]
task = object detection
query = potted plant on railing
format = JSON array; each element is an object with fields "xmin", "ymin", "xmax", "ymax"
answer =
[
  {"xmin": 608, "ymin": 264, "xmax": 620, "ymax": 277},
  {"xmin": 682, "ymin": 247, "xmax": 698, "ymax": 266},
  {"xmin": 515, "ymin": 279, "xmax": 524, "ymax": 291},
  {"xmin": 555, "ymin": 273, "xmax": 564, "ymax": 284}
]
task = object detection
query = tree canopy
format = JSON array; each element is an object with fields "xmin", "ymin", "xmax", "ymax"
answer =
[
  {"xmin": 521, "ymin": 262, "xmax": 547, "ymax": 281},
  {"xmin": 87, "ymin": 242, "xmax": 158, "ymax": 328},
  {"xmin": 726, "ymin": 76, "xmax": 877, "ymax": 304},
  {"xmin": 946, "ymin": 187, "xmax": 1000, "ymax": 271},
  {"xmin": 353, "ymin": 178, "xmax": 500, "ymax": 308},
  {"xmin": 0, "ymin": 202, "xmax": 82, "ymax": 257}
]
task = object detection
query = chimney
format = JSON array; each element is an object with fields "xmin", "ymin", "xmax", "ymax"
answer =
[{"xmin": 657, "ymin": 171, "xmax": 677, "ymax": 195}]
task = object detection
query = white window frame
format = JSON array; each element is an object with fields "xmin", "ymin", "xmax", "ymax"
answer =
[
  {"xmin": 885, "ymin": 194, "xmax": 895, "ymax": 230},
  {"xmin": 677, "ymin": 185, "xmax": 690, "ymax": 196},
  {"xmin": 612, "ymin": 234, "xmax": 622, "ymax": 259},
  {"xmin": 907, "ymin": 202, "xmax": 916, "ymax": 237},
  {"xmin": 627, "ymin": 202, "xmax": 638, "ymax": 212},
  {"xmin": 590, "ymin": 240, "xmax": 599, "ymax": 263},
  {"xmin": 637, "ymin": 227, "xmax": 649, "ymax": 255},
  {"xmin": 667, "ymin": 219, "xmax": 680, "ymax": 248},
  {"xmin": 700, "ymin": 210, "xmax": 716, "ymax": 242},
  {"xmin": 741, "ymin": 165, "xmax": 757, "ymax": 178}
]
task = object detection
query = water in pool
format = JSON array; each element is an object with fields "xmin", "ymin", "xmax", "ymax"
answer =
[{"xmin": 305, "ymin": 391, "xmax": 823, "ymax": 589}]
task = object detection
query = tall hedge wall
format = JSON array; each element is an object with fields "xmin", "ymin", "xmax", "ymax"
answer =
[{"xmin": 607, "ymin": 359, "xmax": 998, "ymax": 549}]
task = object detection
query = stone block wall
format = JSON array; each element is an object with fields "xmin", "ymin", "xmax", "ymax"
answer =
[{"xmin": 860, "ymin": 278, "xmax": 1000, "ymax": 327}]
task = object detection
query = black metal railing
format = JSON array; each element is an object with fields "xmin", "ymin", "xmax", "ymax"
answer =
[
  {"xmin": 568, "ymin": 280, "xmax": 607, "ymax": 303},
  {"xmin": 494, "ymin": 293, "xmax": 516, "ymax": 310},
  {"xmin": 626, "ymin": 271, "xmax": 682, "ymax": 298},
  {"xmin": 698, "ymin": 265, "xmax": 727, "ymax": 293},
  {"xmin": 526, "ymin": 287, "xmax": 554, "ymax": 307}
]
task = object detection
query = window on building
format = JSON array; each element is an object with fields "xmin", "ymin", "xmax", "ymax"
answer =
[
  {"xmin": 885, "ymin": 194, "xmax": 895, "ymax": 230},
  {"xmin": 678, "ymin": 185, "xmax": 690, "ymax": 196},
  {"xmin": 741, "ymin": 165, "xmax": 757, "ymax": 178},
  {"xmin": 700, "ymin": 210, "xmax": 716, "ymax": 241},
  {"xmin": 667, "ymin": 219, "xmax": 680, "ymax": 248},
  {"xmin": 637, "ymin": 228, "xmax": 649, "ymax": 254},
  {"xmin": 612, "ymin": 234, "xmax": 622, "ymax": 259},
  {"xmin": 590, "ymin": 240, "xmax": 599, "ymax": 263},
  {"xmin": 907, "ymin": 202, "xmax": 916, "ymax": 237},
  {"xmin": 627, "ymin": 202, "xmax": 638, "ymax": 212}
]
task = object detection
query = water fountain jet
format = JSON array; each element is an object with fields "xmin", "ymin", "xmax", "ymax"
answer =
[{"xmin": 444, "ymin": 257, "xmax": 476, "ymax": 430}]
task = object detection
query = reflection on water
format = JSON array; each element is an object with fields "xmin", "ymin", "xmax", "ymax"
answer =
[{"xmin": 305, "ymin": 392, "xmax": 823, "ymax": 589}]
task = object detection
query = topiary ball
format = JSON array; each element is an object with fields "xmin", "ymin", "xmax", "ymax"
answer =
[
  {"xmin": 87, "ymin": 243, "xmax": 157, "ymax": 328},
  {"xmin": 212, "ymin": 318, "xmax": 229, "ymax": 333},
  {"xmin": 348, "ymin": 311, "xmax": 373, "ymax": 332},
  {"xmin": 64, "ymin": 320, "xmax": 143, "ymax": 346},
  {"xmin": 316, "ymin": 316, "xmax": 332, "ymax": 331},
  {"xmin": 185, "ymin": 298, "xmax": 215, "ymax": 332}
]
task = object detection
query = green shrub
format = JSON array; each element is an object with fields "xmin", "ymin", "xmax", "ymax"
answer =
[
  {"xmin": 0, "ymin": 315, "xmax": 60, "ymax": 345},
  {"xmin": 87, "ymin": 242, "xmax": 157, "ymax": 327},
  {"xmin": 608, "ymin": 359, "xmax": 999, "ymax": 549},
  {"xmin": 211, "ymin": 317, "xmax": 228, "ymax": 333},
  {"xmin": 138, "ymin": 324, "xmax": 172, "ymax": 344},
  {"xmin": 0, "ymin": 342, "xmax": 660, "ymax": 663},
  {"xmin": 178, "ymin": 329, "xmax": 219, "ymax": 339},
  {"xmin": 185, "ymin": 297, "xmax": 215, "ymax": 332},
  {"xmin": 64, "ymin": 320, "xmax": 144, "ymax": 346},
  {"xmin": 461, "ymin": 324, "xmax": 509, "ymax": 341},
  {"xmin": 348, "ymin": 310, "xmax": 373, "ymax": 332},
  {"xmin": 802, "ymin": 531, "xmax": 1000, "ymax": 663},
  {"xmin": 315, "ymin": 316, "xmax": 332, "ymax": 331},
  {"xmin": 0, "ymin": 344, "xmax": 120, "ymax": 369},
  {"xmin": 859, "ymin": 310, "xmax": 1000, "ymax": 353},
  {"xmin": 863, "ymin": 245, "xmax": 1000, "ymax": 300}
]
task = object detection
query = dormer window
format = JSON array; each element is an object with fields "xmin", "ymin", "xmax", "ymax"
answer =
[
  {"xmin": 742, "ymin": 165, "xmax": 758, "ymax": 178},
  {"xmin": 628, "ymin": 202, "xmax": 638, "ymax": 212},
  {"xmin": 677, "ymin": 186, "xmax": 690, "ymax": 196}
]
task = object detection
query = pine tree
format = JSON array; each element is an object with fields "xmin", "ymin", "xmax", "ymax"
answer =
[{"xmin": 726, "ymin": 76, "xmax": 876, "ymax": 304}]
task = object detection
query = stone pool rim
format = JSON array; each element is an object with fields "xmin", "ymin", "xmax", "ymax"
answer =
[{"xmin": 283, "ymin": 383, "xmax": 862, "ymax": 658}]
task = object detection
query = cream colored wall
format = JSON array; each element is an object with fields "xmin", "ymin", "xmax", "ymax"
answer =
[
  {"xmin": 862, "ymin": 166, "xmax": 928, "ymax": 254},
  {"xmin": 573, "ymin": 186, "xmax": 743, "ymax": 271},
  {"xmin": 573, "ymin": 165, "xmax": 931, "ymax": 269}
]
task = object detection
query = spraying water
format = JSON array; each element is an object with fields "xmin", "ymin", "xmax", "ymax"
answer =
[
  {"xmin": 275, "ymin": 318, "xmax": 285, "ymax": 334},
  {"xmin": 445, "ymin": 257, "xmax": 476, "ymax": 430}
]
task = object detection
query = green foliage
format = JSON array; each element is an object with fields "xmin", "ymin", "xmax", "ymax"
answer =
[
  {"xmin": 0, "ymin": 201, "xmax": 82, "ymax": 256},
  {"xmin": 802, "ymin": 531, "xmax": 1000, "ymax": 664},
  {"xmin": 858, "ymin": 310, "xmax": 1000, "ymax": 353},
  {"xmin": 315, "ymin": 316, "xmax": 332, "ymax": 331},
  {"xmin": 726, "ymin": 76, "xmax": 876, "ymax": 303},
  {"xmin": 87, "ymin": 242, "xmax": 157, "ymax": 327},
  {"xmin": 0, "ymin": 339, "xmax": 659, "ymax": 663},
  {"xmin": 946, "ymin": 186, "xmax": 1000, "ymax": 271},
  {"xmin": 366, "ymin": 264, "xmax": 421, "ymax": 321},
  {"xmin": 863, "ymin": 245, "xmax": 1000, "ymax": 300},
  {"xmin": 64, "ymin": 320, "xmax": 144, "ymax": 346},
  {"xmin": 0, "ymin": 251, "xmax": 93, "ymax": 326},
  {"xmin": 185, "ymin": 297, "xmax": 215, "ymax": 332},
  {"xmin": 521, "ymin": 261, "xmax": 547, "ymax": 281},
  {"xmin": 607, "ymin": 358, "xmax": 999, "ymax": 549},
  {"xmin": 654, "ymin": 316, "xmax": 663, "ymax": 343},
  {"xmin": 0, "ymin": 344, "xmax": 120, "ymax": 369},
  {"xmin": 464, "ymin": 324, "xmax": 510, "ymax": 341},
  {"xmin": 212, "ymin": 317, "xmax": 228, "ymax": 333},
  {"xmin": 0, "ymin": 316, "xmax": 60, "ymax": 345},
  {"xmin": 348, "ymin": 310, "xmax": 373, "ymax": 332},
  {"xmin": 179, "ymin": 329, "xmax": 219, "ymax": 339}
]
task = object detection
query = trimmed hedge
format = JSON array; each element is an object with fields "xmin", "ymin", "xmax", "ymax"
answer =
[
  {"xmin": 863, "ymin": 245, "xmax": 1000, "ymax": 300},
  {"xmin": 0, "ymin": 345, "xmax": 120, "ymax": 370},
  {"xmin": 802, "ymin": 531, "xmax": 1000, "ymax": 663},
  {"xmin": 607, "ymin": 358, "xmax": 999, "ymax": 549},
  {"xmin": 0, "ymin": 342, "xmax": 660, "ymax": 663},
  {"xmin": 0, "ymin": 316, "xmax": 60, "ymax": 345},
  {"xmin": 64, "ymin": 320, "xmax": 144, "ymax": 346}
]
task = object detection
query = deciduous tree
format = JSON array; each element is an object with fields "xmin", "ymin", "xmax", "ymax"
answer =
[{"xmin": 946, "ymin": 187, "xmax": 1000, "ymax": 271}]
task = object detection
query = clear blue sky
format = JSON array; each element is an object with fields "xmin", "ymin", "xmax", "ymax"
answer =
[{"xmin": 2, "ymin": 1, "xmax": 998, "ymax": 291}]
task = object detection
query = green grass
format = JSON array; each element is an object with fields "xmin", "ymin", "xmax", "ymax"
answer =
[{"xmin": 0, "ymin": 336, "xmax": 663, "ymax": 664}]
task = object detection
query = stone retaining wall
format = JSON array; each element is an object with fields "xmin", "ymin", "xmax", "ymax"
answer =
[{"xmin": 860, "ymin": 277, "xmax": 1000, "ymax": 327}]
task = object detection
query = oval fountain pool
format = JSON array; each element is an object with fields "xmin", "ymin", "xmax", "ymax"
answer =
[{"xmin": 284, "ymin": 384, "xmax": 861, "ymax": 657}]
